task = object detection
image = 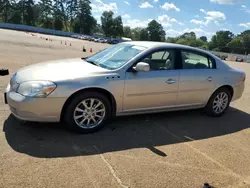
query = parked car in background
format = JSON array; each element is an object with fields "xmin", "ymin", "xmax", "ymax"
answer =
[
  {"xmin": 94, "ymin": 37, "xmax": 100, "ymax": 42},
  {"xmin": 108, "ymin": 39, "xmax": 120, "ymax": 44},
  {"xmin": 98, "ymin": 38, "xmax": 106, "ymax": 43},
  {"xmin": 236, "ymin": 56, "xmax": 244, "ymax": 62},
  {"xmin": 4, "ymin": 42, "xmax": 246, "ymax": 133},
  {"xmin": 220, "ymin": 55, "xmax": 227, "ymax": 60}
]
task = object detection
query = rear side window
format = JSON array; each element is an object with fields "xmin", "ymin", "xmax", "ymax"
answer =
[
  {"xmin": 181, "ymin": 50, "xmax": 216, "ymax": 69},
  {"xmin": 151, "ymin": 51, "xmax": 165, "ymax": 60}
]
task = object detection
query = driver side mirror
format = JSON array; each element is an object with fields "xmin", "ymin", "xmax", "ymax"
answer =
[{"xmin": 133, "ymin": 62, "xmax": 150, "ymax": 72}]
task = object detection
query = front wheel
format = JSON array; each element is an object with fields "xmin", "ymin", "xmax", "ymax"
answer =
[
  {"xmin": 204, "ymin": 88, "xmax": 232, "ymax": 117},
  {"xmin": 63, "ymin": 92, "xmax": 111, "ymax": 133}
]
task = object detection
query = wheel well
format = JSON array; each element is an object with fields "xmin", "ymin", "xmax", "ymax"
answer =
[
  {"xmin": 205, "ymin": 85, "xmax": 234, "ymax": 107},
  {"xmin": 60, "ymin": 88, "xmax": 117, "ymax": 121},
  {"xmin": 215, "ymin": 85, "xmax": 234, "ymax": 98}
]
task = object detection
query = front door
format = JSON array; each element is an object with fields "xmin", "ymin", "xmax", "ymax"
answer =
[{"xmin": 123, "ymin": 49, "xmax": 180, "ymax": 112}]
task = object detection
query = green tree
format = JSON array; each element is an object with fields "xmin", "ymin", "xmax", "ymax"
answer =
[
  {"xmin": 131, "ymin": 27, "xmax": 142, "ymax": 41},
  {"xmin": 76, "ymin": 0, "xmax": 96, "ymax": 34},
  {"xmin": 140, "ymin": 28, "xmax": 149, "ymax": 40},
  {"xmin": 188, "ymin": 39, "xmax": 204, "ymax": 47},
  {"xmin": 147, "ymin": 20, "xmax": 165, "ymax": 41},
  {"xmin": 92, "ymin": 23, "xmax": 103, "ymax": 35},
  {"xmin": 66, "ymin": 0, "xmax": 78, "ymax": 31},
  {"xmin": 53, "ymin": 0, "xmax": 65, "ymax": 30},
  {"xmin": 23, "ymin": 0, "xmax": 35, "ymax": 25},
  {"xmin": 209, "ymin": 30, "xmax": 234, "ymax": 52},
  {"xmin": 112, "ymin": 15, "xmax": 123, "ymax": 37},
  {"xmin": 227, "ymin": 37, "xmax": 243, "ymax": 54},
  {"xmin": 101, "ymin": 11, "xmax": 114, "ymax": 37},
  {"xmin": 174, "ymin": 33, "xmax": 205, "ymax": 48},
  {"xmin": 54, "ymin": 17, "xmax": 64, "ymax": 30},
  {"xmin": 209, "ymin": 35, "xmax": 217, "ymax": 50},
  {"xmin": 6, "ymin": 1, "xmax": 22, "ymax": 24},
  {"xmin": 239, "ymin": 30, "xmax": 250, "ymax": 54},
  {"xmin": 200, "ymin": 43, "xmax": 209, "ymax": 50},
  {"xmin": 9, "ymin": 6, "xmax": 22, "ymax": 23},
  {"xmin": 53, "ymin": 0, "xmax": 68, "ymax": 31},
  {"xmin": 180, "ymin": 32, "xmax": 196, "ymax": 40},
  {"xmin": 123, "ymin": 26, "xmax": 132, "ymax": 38},
  {"xmin": 32, "ymin": 3, "xmax": 42, "ymax": 25},
  {"xmin": 176, "ymin": 38, "xmax": 189, "ymax": 45},
  {"xmin": 38, "ymin": 0, "xmax": 53, "ymax": 28},
  {"xmin": 166, "ymin": 37, "xmax": 177, "ymax": 43},
  {"xmin": 0, "ymin": 0, "xmax": 13, "ymax": 22},
  {"xmin": 199, "ymin": 36, "xmax": 207, "ymax": 43}
]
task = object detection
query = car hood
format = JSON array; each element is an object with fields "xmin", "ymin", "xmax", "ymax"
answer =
[{"xmin": 14, "ymin": 58, "xmax": 109, "ymax": 83}]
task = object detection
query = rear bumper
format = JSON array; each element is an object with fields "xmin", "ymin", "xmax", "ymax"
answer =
[
  {"xmin": 232, "ymin": 82, "xmax": 245, "ymax": 102},
  {"xmin": 5, "ymin": 90, "xmax": 67, "ymax": 122}
]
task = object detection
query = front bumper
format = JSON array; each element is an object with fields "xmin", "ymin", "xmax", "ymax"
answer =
[{"xmin": 4, "ymin": 90, "xmax": 67, "ymax": 122}]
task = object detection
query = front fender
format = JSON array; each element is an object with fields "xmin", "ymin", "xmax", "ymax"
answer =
[{"xmin": 48, "ymin": 74, "xmax": 125, "ymax": 113}]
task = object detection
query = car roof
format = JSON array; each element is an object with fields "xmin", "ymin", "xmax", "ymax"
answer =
[{"xmin": 123, "ymin": 41, "xmax": 213, "ymax": 56}]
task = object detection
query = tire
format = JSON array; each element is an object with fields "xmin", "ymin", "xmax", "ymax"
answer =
[
  {"xmin": 63, "ymin": 92, "xmax": 111, "ymax": 133},
  {"xmin": 204, "ymin": 88, "xmax": 232, "ymax": 117}
]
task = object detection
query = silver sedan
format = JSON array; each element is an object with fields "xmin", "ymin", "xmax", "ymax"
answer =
[{"xmin": 4, "ymin": 42, "xmax": 246, "ymax": 133}]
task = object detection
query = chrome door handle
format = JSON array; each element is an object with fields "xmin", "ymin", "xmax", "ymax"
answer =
[
  {"xmin": 166, "ymin": 79, "xmax": 176, "ymax": 84},
  {"xmin": 207, "ymin": 77, "xmax": 212, "ymax": 82}
]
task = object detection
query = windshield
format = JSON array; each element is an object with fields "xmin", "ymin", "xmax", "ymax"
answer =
[{"xmin": 85, "ymin": 43, "xmax": 147, "ymax": 70}]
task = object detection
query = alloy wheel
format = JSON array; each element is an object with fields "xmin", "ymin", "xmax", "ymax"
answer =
[
  {"xmin": 73, "ymin": 98, "xmax": 106, "ymax": 129},
  {"xmin": 212, "ymin": 92, "xmax": 229, "ymax": 114}
]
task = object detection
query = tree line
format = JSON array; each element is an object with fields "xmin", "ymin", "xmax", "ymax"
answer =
[
  {"xmin": 0, "ymin": 0, "xmax": 165, "ymax": 40},
  {"xmin": 0, "ymin": 0, "xmax": 97, "ymax": 34},
  {"xmin": 166, "ymin": 30, "xmax": 250, "ymax": 55},
  {"xmin": 0, "ymin": 0, "xmax": 250, "ymax": 54}
]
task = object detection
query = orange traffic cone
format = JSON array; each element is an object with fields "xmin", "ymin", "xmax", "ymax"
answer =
[{"xmin": 90, "ymin": 48, "xmax": 92, "ymax": 53}]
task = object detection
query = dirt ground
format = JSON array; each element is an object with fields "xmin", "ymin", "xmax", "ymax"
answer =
[{"xmin": 1, "ymin": 28, "xmax": 250, "ymax": 188}]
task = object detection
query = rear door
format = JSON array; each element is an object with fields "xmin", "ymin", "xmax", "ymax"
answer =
[{"xmin": 178, "ymin": 49, "xmax": 217, "ymax": 106}]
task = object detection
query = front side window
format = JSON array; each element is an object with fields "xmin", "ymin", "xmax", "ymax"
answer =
[
  {"xmin": 85, "ymin": 44, "xmax": 147, "ymax": 70},
  {"xmin": 140, "ymin": 50, "xmax": 175, "ymax": 71},
  {"xmin": 181, "ymin": 51, "xmax": 215, "ymax": 69}
]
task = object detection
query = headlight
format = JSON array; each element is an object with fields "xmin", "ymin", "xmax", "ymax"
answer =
[{"xmin": 17, "ymin": 81, "xmax": 57, "ymax": 97}]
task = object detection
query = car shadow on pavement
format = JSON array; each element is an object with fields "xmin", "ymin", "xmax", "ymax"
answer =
[{"xmin": 3, "ymin": 107, "xmax": 250, "ymax": 158}]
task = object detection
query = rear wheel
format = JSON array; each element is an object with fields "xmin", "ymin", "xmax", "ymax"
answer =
[
  {"xmin": 205, "ymin": 88, "xmax": 232, "ymax": 117},
  {"xmin": 63, "ymin": 92, "xmax": 111, "ymax": 133}
]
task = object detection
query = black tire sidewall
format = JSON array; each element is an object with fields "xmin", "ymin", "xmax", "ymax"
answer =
[
  {"xmin": 63, "ymin": 92, "xmax": 111, "ymax": 133},
  {"xmin": 205, "ymin": 88, "xmax": 231, "ymax": 117}
]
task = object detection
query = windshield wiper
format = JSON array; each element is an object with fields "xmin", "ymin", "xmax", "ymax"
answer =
[{"xmin": 82, "ymin": 58, "xmax": 100, "ymax": 67}]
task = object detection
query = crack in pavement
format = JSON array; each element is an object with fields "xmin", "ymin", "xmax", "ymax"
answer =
[
  {"xmin": 93, "ymin": 145, "xmax": 129, "ymax": 188},
  {"xmin": 71, "ymin": 143, "xmax": 99, "ymax": 188}
]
